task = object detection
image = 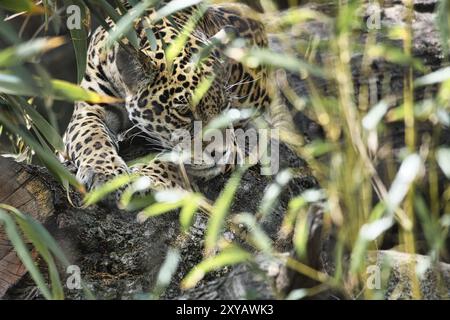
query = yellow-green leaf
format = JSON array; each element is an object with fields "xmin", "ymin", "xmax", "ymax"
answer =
[
  {"xmin": 204, "ymin": 166, "xmax": 247, "ymax": 254},
  {"xmin": 63, "ymin": 0, "xmax": 88, "ymax": 84},
  {"xmin": 0, "ymin": 37, "xmax": 65, "ymax": 67},
  {"xmin": 0, "ymin": 73, "xmax": 121, "ymax": 103},
  {"xmin": 137, "ymin": 199, "xmax": 184, "ymax": 222},
  {"xmin": 181, "ymin": 246, "xmax": 251, "ymax": 289},
  {"xmin": 0, "ymin": 112, "xmax": 82, "ymax": 191},
  {"xmin": 180, "ymin": 193, "xmax": 203, "ymax": 232},
  {"xmin": 51, "ymin": 79, "xmax": 122, "ymax": 103},
  {"xmin": 84, "ymin": 174, "xmax": 137, "ymax": 206},
  {"xmin": 0, "ymin": 209, "xmax": 52, "ymax": 300},
  {"xmin": 0, "ymin": 0, "xmax": 44, "ymax": 13}
]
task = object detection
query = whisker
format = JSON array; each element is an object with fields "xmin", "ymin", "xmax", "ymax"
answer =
[{"xmin": 226, "ymin": 76, "xmax": 261, "ymax": 92}]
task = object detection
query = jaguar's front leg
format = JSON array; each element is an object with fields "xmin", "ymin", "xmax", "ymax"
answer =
[{"xmin": 64, "ymin": 102, "xmax": 129, "ymax": 192}]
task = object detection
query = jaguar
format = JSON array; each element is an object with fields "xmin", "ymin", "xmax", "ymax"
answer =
[{"xmin": 63, "ymin": 0, "xmax": 280, "ymax": 195}]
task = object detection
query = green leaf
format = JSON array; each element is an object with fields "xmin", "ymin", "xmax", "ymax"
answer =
[
  {"xmin": 0, "ymin": 73, "xmax": 121, "ymax": 103},
  {"xmin": 191, "ymin": 75, "xmax": 215, "ymax": 108},
  {"xmin": 8, "ymin": 96, "xmax": 64, "ymax": 152},
  {"xmin": 0, "ymin": 209, "xmax": 52, "ymax": 300},
  {"xmin": 228, "ymin": 47, "xmax": 326, "ymax": 78},
  {"xmin": 293, "ymin": 209, "xmax": 309, "ymax": 261},
  {"xmin": 51, "ymin": 79, "xmax": 121, "ymax": 103},
  {"xmin": 415, "ymin": 67, "xmax": 450, "ymax": 87},
  {"xmin": 20, "ymin": 215, "xmax": 70, "ymax": 267},
  {"xmin": 0, "ymin": 204, "xmax": 95, "ymax": 299},
  {"xmin": 205, "ymin": 166, "xmax": 247, "ymax": 254},
  {"xmin": 281, "ymin": 190, "xmax": 324, "ymax": 237},
  {"xmin": 164, "ymin": 3, "xmax": 206, "ymax": 66},
  {"xmin": 350, "ymin": 216, "xmax": 394, "ymax": 273},
  {"xmin": 153, "ymin": 0, "xmax": 202, "ymax": 22},
  {"xmin": 145, "ymin": 28, "xmax": 158, "ymax": 51},
  {"xmin": 19, "ymin": 214, "xmax": 94, "ymax": 299},
  {"xmin": 203, "ymin": 108, "xmax": 254, "ymax": 136},
  {"xmin": 152, "ymin": 248, "xmax": 180, "ymax": 298},
  {"xmin": 106, "ymin": 0, "xmax": 158, "ymax": 48},
  {"xmin": 0, "ymin": 112, "xmax": 82, "ymax": 191},
  {"xmin": 436, "ymin": 148, "xmax": 450, "ymax": 179},
  {"xmin": 302, "ymin": 140, "xmax": 334, "ymax": 158},
  {"xmin": 181, "ymin": 246, "xmax": 251, "ymax": 289},
  {"xmin": 282, "ymin": 196, "xmax": 306, "ymax": 236},
  {"xmin": 362, "ymin": 100, "xmax": 390, "ymax": 131},
  {"xmin": 386, "ymin": 154, "xmax": 423, "ymax": 212},
  {"xmin": 437, "ymin": 0, "xmax": 450, "ymax": 58},
  {"xmin": 179, "ymin": 193, "xmax": 202, "ymax": 232},
  {"xmin": 257, "ymin": 169, "xmax": 292, "ymax": 219},
  {"xmin": 0, "ymin": 12, "xmax": 19, "ymax": 44},
  {"xmin": 15, "ymin": 215, "xmax": 64, "ymax": 299},
  {"xmin": 42, "ymin": 0, "xmax": 51, "ymax": 33},
  {"xmin": 286, "ymin": 289, "xmax": 309, "ymax": 300},
  {"xmin": 233, "ymin": 213, "xmax": 272, "ymax": 252},
  {"xmin": 118, "ymin": 176, "xmax": 153, "ymax": 208},
  {"xmin": 0, "ymin": 0, "xmax": 44, "ymax": 13},
  {"xmin": 0, "ymin": 204, "xmax": 70, "ymax": 264},
  {"xmin": 127, "ymin": 0, "xmax": 140, "ymax": 5},
  {"xmin": 137, "ymin": 199, "xmax": 184, "ymax": 222},
  {"xmin": 277, "ymin": 7, "xmax": 331, "ymax": 27},
  {"xmin": 120, "ymin": 193, "xmax": 155, "ymax": 211},
  {"xmin": 368, "ymin": 44, "xmax": 425, "ymax": 72},
  {"xmin": 0, "ymin": 37, "xmax": 65, "ymax": 67},
  {"xmin": 84, "ymin": 174, "xmax": 137, "ymax": 206},
  {"xmin": 64, "ymin": 0, "xmax": 88, "ymax": 84},
  {"xmin": 82, "ymin": 0, "xmax": 117, "ymax": 33},
  {"xmin": 413, "ymin": 196, "xmax": 438, "ymax": 248}
]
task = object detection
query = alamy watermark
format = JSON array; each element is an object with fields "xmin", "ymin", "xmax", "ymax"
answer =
[
  {"xmin": 66, "ymin": 5, "xmax": 82, "ymax": 30},
  {"xmin": 366, "ymin": 264, "xmax": 381, "ymax": 290},
  {"xmin": 64, "ymin": 2, "xmax": 385, "ymax": 32},
  {"xmin": 66, "ymin": 265, "xmax": 81, "ymax": 290},
  {"xmin": 365, "ymin": 1, "xmax": 381, "ymax": 30}
]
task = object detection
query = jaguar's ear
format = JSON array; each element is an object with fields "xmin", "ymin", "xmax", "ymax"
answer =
[{"xmin": 116, "ymin": 45, "xmax": 154, "ymax": 94}]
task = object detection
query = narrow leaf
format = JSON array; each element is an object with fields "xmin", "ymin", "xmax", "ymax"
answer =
[
  {"xmin": 0, "ymin": 210, "xmax": 52, "ymax": 300},
  {"xmin": 0, "ymin": 113, "xmax": 82, "ymax": 191},
  {"xmin": 64, "ymin": 0, "xmax": 88, "ymax": 83},
  {"xmin": 181, "ymin": 246, "xmax": 251, "ymax": 289},
  {"xmin": 0, "ymin": 0, "xmax": 44, "ymax": 13},
  {"xmin": 205, "ymin": 166, "xmax": 247, "ymax": 253},
  {"xmin": 0, "ymin": 37, "xmax": 65, "ymax": 67}
]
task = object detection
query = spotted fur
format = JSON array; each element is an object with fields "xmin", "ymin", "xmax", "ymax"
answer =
[{"xmin": 63, "ymin": 1, "xmax": 273, "ymax": 193}]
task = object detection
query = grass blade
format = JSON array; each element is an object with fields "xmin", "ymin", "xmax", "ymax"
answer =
[
  {"xmin": 105, "ymin": 0, "xmax": 158, "ymax": 48},
  {"xmin": 137, "ymin": 199, "xmax": 184, "ymax": 222},
  {"xmin": 8, "ymin": 96, "xmax": 64, "ymax": 152},
  {"xmin": 233, "ymin": 213, "xmax": 272, "ymax": 252},
  {"xmin": 0, "ymin": 112, "xmax": 82, "ymax": 191},
  {"xmin": 63, "ymin": 0, "xmax": 88, "ymax": 84},
  {"xmin": 84, "ymin": 174, "xmax": 137, "ymax": 206},
  {"xmin": 0, "ymin": 73, "xmax": 121, "ymax": 103},
  {"xmin": 0, "ymin": 0, "xmax": 44, "ymax": 13},
  {"xmin": 205, "ymin": 166, "xmax": 247, "ymax": 254},
  {"xmin": 0, "ymin": 209, "xmax": 52, "ymax": 300},
  {"xmin": 181, "ymin": 246, "xmax": 251, "ymax": 289},
  {"xmin": 0, "ymin": 37, "xmax": 65, "ymax": 67},
  {"xmin": 179, "ymin": 193, "xmax": 202, "ymax": 232}
]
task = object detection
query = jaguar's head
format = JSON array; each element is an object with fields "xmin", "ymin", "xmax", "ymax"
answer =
[{"xmin": 116, "ymin": 21, "xmax": 236, "ymax": 176}]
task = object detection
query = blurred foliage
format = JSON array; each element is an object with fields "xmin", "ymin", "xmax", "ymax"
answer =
[{"xmin": 0, "ymin": 0, "xmax": 448, "ymax": 300}]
